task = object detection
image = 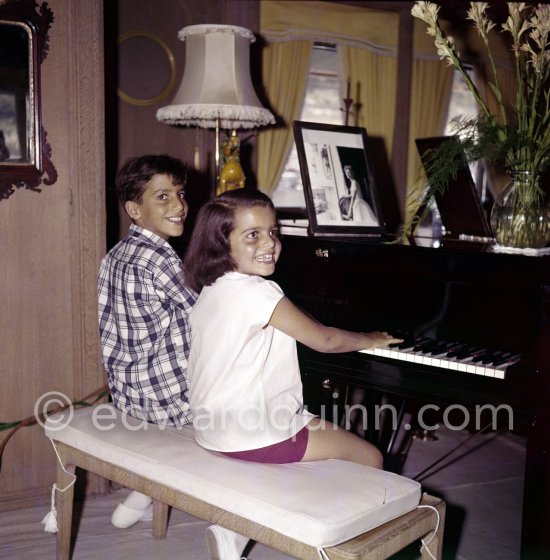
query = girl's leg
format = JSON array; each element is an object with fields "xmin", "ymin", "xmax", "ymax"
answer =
[{"xmin": 301, "ymin": 418, "xmax": 383, "ymax": 468}]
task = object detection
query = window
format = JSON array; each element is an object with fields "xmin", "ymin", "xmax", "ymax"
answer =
[
  {"xmin": 271, "ymin": 44, "xmax": 343, "ymax": 208},
  {"xmin": 271, "ymin": 49, "xmax": 481, "ymax": 209},
  {"xmin": 444, "ymin": 66, "xmax": 478, "ymax": 136},
  {"xmin": 444, "ymin": 66, "xmax": 488, "ymax": 203}
]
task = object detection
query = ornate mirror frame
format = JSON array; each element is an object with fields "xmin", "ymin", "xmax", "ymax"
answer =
[{"xmin": 0, "ymin": 0, "xmax": 57, "ymax": 200}]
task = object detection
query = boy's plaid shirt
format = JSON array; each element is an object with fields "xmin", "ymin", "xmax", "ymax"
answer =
[{"xmin": 98, "ymin": 225, "xmax": 197, "ymax": 426}]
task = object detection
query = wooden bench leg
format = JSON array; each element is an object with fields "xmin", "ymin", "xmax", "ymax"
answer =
[
  {"xmin": 420, "ymin": 499, "xmax": 446, "ymax": 560},
  {"xmin": 153, "ymin": 500, "xmax": 169, "ymax": 539},
  {"xmin": 55, "ymin": 450, "xmax": 76, "ymax": 560}
]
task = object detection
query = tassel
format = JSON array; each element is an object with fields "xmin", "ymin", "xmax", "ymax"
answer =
[
  {"xmin": 41, "ymin": 485, "xmax": 58, "ymax": 533},
  {"xmin": 42, "ymin": 437, "xmax": 77, "ymax": 534}
]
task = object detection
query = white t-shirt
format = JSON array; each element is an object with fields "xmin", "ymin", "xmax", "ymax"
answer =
[{"xmin": 188, "ymin": 272, "xmax": 314, "ymax": 452}]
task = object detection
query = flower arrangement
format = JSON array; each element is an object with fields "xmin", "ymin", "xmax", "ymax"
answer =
[{"xmin": 410, "ymin": 2, "xmax": 550, "ymax": 247}]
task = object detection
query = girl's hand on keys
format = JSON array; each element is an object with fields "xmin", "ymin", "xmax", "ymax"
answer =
[{"xmin": 363, "ymin": 331, "xmax": 403, "ymax": 349}]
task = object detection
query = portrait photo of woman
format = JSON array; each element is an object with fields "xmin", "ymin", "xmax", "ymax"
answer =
[{"xmin": 337, "ymin": 147, "xmax": 379, "ymax": 227}]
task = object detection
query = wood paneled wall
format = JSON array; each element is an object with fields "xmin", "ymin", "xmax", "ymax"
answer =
[{"xmin": 0, "ymin": 0, "xmax": 106, "ymax": 510}]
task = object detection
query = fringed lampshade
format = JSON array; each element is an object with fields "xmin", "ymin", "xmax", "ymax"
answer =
[{"xmin": 157, "ymin": 24, "xmax": 274, "ymax": 130}]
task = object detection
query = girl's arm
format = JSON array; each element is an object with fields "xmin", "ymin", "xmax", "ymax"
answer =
[{"xmin": 268, "ymin": 296, "xmax": 401, "ymax": 353}]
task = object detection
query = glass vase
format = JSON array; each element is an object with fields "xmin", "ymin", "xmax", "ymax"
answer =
[{"xmin": 490, "ymin": 170, "xmax": 550, "ymax": 249}]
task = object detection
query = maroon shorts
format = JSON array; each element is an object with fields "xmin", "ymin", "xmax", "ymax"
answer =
[{"xmin": 220, "ymin": 425, "xmax": 309, "ymax": 464}]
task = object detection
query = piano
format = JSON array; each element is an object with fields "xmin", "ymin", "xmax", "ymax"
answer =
[{"xmin": 272, "ymin": 233, "xmax": 550, "ymax": 560}]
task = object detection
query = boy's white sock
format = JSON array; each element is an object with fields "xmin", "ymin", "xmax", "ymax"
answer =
[
  {"xmin": 122, "ymin": 490, "xmax": 152, "ymax": 510},
  {"xmin": 111, "ymin": 490, "xmax": 153, "ymax": 529}
]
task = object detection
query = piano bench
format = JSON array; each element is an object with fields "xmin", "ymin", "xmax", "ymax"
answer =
[{"xmin": 45, "ymin": 404, "xmax": 446, "ymax": 560}]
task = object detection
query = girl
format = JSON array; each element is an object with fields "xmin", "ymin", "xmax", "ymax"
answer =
[{"xmin": 184, "ymin": 188, "xmax": 400, "ymax": 468}]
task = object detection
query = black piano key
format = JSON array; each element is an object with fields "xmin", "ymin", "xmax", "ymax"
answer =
[
  {"xmin": 394, "ymin": 337, "xmax": 429, "ymax": 351},
  {"xmin": 421, "ymin": 344, "xmax": 444, "ymax": 356},
  {"xmin": 498, "ymin": 354, "xmax": 523, "ymax": 368},
  {"xmin": 446, "ymin": 344, "xmax": 470, "ymax": 358},
  {"xmin": 472, "ymin": 350, "xmax": 496, "ymax": 363},
  {"xmin": 413, "ymin": 338, "xmax": 434, "ymax": 351},
  {"xmin": 430, "ymin": 341, "xmax": 461, "ymax": 356},
  {"xmin": 466, "ymin": 348, "xmax": 489, "ymax": 361},
  {"xmin": 454, "ymin": 346, "xmax": 486, "ymax": 361},
  {"xmin": 419, "ymin": 342, "xmax": 441, "ymax": 354},
  {"xmin": 492, "ymin": 353, "xmax": 522, "ymax": 367},
  {"xmin": 481, "ymin": 350, "xmax": 504, "ymax": 365},
  {"xmin": 489, "ymin": 351, "xmax": 513, "ymax": 365}
]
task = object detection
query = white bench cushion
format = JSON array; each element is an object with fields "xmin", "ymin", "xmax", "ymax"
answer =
[{"xmin": 45, "ymin": 404, "xmax": 421, "ymax": 549}]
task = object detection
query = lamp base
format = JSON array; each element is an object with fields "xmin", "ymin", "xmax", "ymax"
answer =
[{"xmin": 216, "ymin": 131, "xmax": 246, "ymax": 196}]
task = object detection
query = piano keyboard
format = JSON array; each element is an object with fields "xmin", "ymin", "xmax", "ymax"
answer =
[{"xmin": 360, "ymin": 338, "xmax": 522, "ymax": 380}]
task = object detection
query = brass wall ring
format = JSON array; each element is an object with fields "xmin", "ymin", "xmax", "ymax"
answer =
[{"xmin": 117, "ymin": 31, "xmax": 176, "ymax": 106}]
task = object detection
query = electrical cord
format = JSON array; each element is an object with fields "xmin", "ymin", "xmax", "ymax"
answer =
[{"xmin": 418, "ymin": 502, "xmax": 441, "ymax": 560}]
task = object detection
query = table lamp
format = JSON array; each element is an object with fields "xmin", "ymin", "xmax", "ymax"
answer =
[{"xmin": 156, "ymin": 24, "xmax": 275, "ymax": 196}]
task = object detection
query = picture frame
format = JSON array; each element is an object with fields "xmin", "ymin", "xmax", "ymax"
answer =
[{"xmin": 293, "ymin": 121, "xmax": 384, "ymax": 237}]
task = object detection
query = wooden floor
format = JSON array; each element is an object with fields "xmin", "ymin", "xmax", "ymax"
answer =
[{"xmin": 0, "ymin": 422, "xmax": 525, "ymax": 560}]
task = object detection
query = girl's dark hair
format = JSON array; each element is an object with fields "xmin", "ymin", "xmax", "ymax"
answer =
[
  {"xmin": 115, "ymin": 154, "xmax": 188, "ymax": 205},
  {"xmin": 183, "ymin": 189, "xmax": 276, "ymax": 292}
]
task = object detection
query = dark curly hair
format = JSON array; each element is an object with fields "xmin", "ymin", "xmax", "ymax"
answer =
[
  {"xmin": 183, "ymin": 189, "xmax": 276, "ymax": 292},
  {"xmin": 115, "ymin": 154, "xmax": 187, "ymax": 205}
]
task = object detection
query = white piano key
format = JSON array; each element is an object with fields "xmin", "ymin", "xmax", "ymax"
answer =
[
  {"xmin": 477, "ymin": 365, "xmax": 492, "ymax": 377},
  {"xmin": 389, "ymin": 350, "xmax": 403, "ymax": 361}
]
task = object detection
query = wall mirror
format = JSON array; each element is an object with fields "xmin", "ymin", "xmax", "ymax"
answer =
[{"xmin": 0, "ymin": 0, "xmax": 57, "ymax": 200}]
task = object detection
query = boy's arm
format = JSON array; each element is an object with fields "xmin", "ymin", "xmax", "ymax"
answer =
[{"xmin": 159, "ymin": 258, "xmax": 197, "ymax": 308}]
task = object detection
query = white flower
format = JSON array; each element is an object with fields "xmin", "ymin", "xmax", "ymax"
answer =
[
  {"xmin": 467, "ymin": 3, "xmax": 495, "ymax": 38},
  {"xmin": 410, "ymin": 1, "xmax": 550, "ymax": 181},
  {"xmin": 502, "ymin": 3, "xmax": 530, "ymax": 51},
  {"xmin": 433, "ymin": 35, "xmax": 455, "ymax": 65},
  {"xmin": 410, "ymin": 1, "xmax": 439, "ymax": 28}
]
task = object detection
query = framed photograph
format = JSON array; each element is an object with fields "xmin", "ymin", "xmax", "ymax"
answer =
[{"xmin": 293, "ymin": 121, "xmax": 384, "ymax": 237}]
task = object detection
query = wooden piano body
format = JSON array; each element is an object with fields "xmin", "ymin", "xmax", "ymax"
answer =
[{"xmin": 272, "ymin": 234, "xmax": 550, "ymax": 560}]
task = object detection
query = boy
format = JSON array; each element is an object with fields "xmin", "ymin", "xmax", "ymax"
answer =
[{"xmin": 97, "ymin": 154, "xmax": 196, "ymax": 527}]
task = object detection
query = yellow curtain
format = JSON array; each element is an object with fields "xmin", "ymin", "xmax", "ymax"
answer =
[
  {"xmin": 340, "ymin": 46, "xmax": 397, "ymax": 158},
  {"xmin": 405, "ymin": 59, "xmax": 454, "ymax": 221},
  {"xmin": 257, "ymin": 41, "xmax": 312, "ymax": 194},
  {"xmin": 259, "ymin": 0, "xmax": 399, "ymax": 195},
  {"xmin": 260, "ymin": 1, "xmax": 398, "ymax": 52}
]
